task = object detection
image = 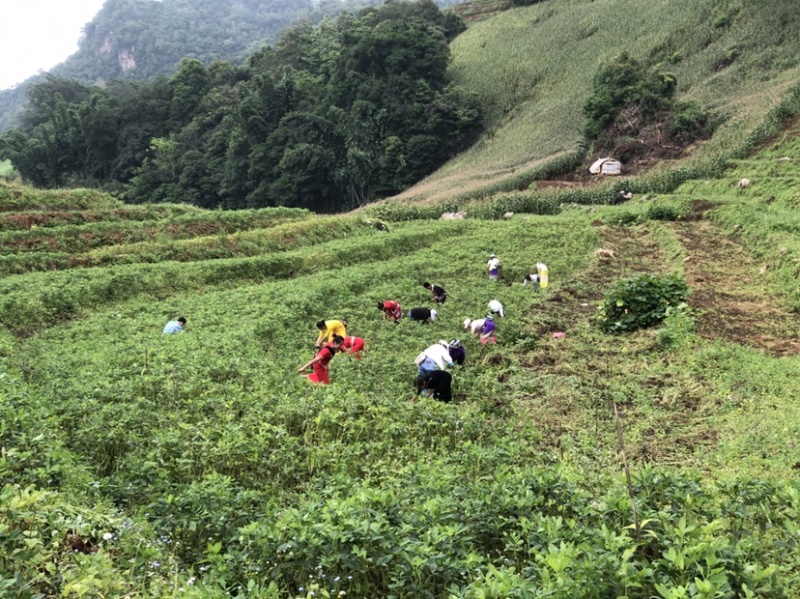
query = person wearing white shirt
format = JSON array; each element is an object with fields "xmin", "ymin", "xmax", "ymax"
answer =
[
  {"xmin": 488, "ymin": 300, "xmax": 505, "ymax": 318},
  {"xmin": 464, "ymin": 318, "xmax": 486, "ymax": 336},
  {"xmin": 415, "ymin": 340, "xmax": 455, "ymax": 372}
]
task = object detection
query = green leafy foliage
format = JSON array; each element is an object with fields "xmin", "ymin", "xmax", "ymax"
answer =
[
  {"xmin": 583, "ymin": 52, "xmax": 713, "ymax": 159},
  {"xmin": 597, "ymin": 274, "xmax": 689, "ymax": 333}
]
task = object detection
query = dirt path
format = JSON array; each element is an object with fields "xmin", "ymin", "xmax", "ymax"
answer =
[{"xmin": 668, "ymin": 221, "xmax": 800, "ymax": 355}]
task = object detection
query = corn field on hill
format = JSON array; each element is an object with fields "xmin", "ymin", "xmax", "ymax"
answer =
[{"xmin": 394, "ymin": 0, "xmax": 800, "ymax": 206}]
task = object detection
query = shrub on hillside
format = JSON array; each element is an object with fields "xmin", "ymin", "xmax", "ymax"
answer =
[
  {"xmin": 583, "ymin": 52, "xmax": 711, "ymax": 156},
  {"xmin": 597, "ymin": 274, "xmax": 689, "ymax": 333}
]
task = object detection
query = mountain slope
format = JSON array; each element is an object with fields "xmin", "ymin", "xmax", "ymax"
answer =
[{"xmin": 392, "ymin": 0, "xmax": 800, "ymax": 204}]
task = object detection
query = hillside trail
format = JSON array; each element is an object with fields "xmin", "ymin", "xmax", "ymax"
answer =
[{"xmin": 665, "ymin": 220, "xmax": 800, "ymax": 355}]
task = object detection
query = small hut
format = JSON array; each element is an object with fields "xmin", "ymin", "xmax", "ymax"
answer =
[{"xmin": 589, "ymin": 157, "xmax": 622, "ymax": 176}]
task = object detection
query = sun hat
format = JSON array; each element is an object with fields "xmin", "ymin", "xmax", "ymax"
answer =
[
  {"xmin": 430, "ymin": 309, "xmax": 438, "ymax": 321},
  {"xmin": 463, "ymin": 318, "xmax": 472, "ymax": 329}
]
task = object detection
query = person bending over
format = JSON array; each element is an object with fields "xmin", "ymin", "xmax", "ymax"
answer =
[
  {"xmin": 377, "ymin": 300, "xmax": 402, "ymax": 323},
  {"xmin": 163, "ymin": 317, "xmax": 186, "ymax": 334},
  {"xmin": 315, "ymin": 319, "xmax": 347, "ymax": 347},
  {"xmin": 298, "ymin": 335, "xmax": 344, "ymax": 384},
  {"xmin": 408, "ymin": 307, "xmax": 437, "ymax": 324},
  {"xmin": 423, "ymin": 282, "xmax": 447, "ymax": 303},
  {"xmin": 413, "ymin": 370, "xmax": 452, "ymax": 403}
]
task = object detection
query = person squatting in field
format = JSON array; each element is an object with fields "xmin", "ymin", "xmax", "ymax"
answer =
[
  {"xmin": 408, "ymin": 307, "xmax": 437, "ymax": 324},
  {"xmin": 378, "ymin": 300, "xmax": 403, "ymax": 323},
  {"xmin": 341, "ymin": 335, "xmax": 365, "ymax": 359},
  {"xmin": 463, "ymin": 317, "xmax": 485, "ymax": 336},
  {"xmin": 522, "ymin": 272, "xmax": 540, "ymax": 289},
  {"xmin": 479, "ymin": 315, "xmax": 497, "ymax": 343},
  {"xmin": 464, "ymin": 316, "xmax": 496, "ymax": 344},
  {"xmin": 414, "ymin": 340, "xmax": 455, "ymax": 376},
  {"xmin": 315, "ymin": 319, "xmax": 347, "ymax": 347},
  {"xmin": 423, "ymin": 282, "xmax": 447, "ymax": 303},
  {"xmin": 163, "ymin": 317, "xmax": 186, "ymax": 334},
  {"xmin": 487, "ymin": 299, "xmax": 505, "ymax": 318},
  {"xmin": 298, "ymin": 335, "xmax": 344, "ymax": 384},
  {"xmin": 413, "ymin": 370, "xmax": 452, "ymax": 403}
]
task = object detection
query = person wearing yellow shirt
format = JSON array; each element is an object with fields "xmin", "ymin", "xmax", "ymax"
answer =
[{"xmin": 315, "ymin": 319, "xmax": 347, "ymax": 347}]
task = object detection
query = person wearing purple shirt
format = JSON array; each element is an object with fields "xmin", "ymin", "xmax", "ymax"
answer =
[
  {"xmin": 480, "ymin": 316, "xmax": 496, "ymax": 344},
  {"xmin": 448, "ymin": 339, "xmax": 466, "ymax": 366}
]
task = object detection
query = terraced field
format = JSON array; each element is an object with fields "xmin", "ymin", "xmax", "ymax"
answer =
[{"xmin": 3, "ymin": 124, "xmax": 800, "ymax": 596}]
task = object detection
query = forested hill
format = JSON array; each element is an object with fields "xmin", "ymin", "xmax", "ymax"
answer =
[
  {"xmin": 3, "ymin": 0, "xmax": 800, "ymax": 215},
  {"xmin": 0, "ymin": 0, "xmax": 465, "ymax": 133},
  {"xmin": 0, "ymin": 0, "xmax": 479, "ymax": 213}
]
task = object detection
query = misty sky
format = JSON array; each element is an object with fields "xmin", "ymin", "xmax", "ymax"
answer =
[{"xmin": 0, "ymin": 0, "xmax": 107, "ymax": 90}]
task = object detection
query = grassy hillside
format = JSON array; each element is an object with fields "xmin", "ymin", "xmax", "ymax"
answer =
[{"xmin": 395, "ymin": 0, "xmax": 800, "ymax": 205}]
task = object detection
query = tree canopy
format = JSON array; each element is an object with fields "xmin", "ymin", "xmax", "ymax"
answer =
[{"xmin": 0, "ymin": 0, "xmax": 481, "ymax": 212}]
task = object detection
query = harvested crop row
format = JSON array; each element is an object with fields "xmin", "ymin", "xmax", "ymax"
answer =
[
  {"xmin": 0, "ymin": 204, "xmax": 204, "ymax": 231},
  {"xmin": 0, "ymin": 207, "xmax": 312, "ymax": 254},
  {"xmin": 0, "ymin": 217, "xmax": 377, "ymax": 275}
]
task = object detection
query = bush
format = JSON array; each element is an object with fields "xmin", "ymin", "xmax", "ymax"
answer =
[{"xmin": 597, "ymin": 274, "xmax": 689, "ymax": 333}]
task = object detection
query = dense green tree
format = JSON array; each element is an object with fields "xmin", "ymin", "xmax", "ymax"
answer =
[
  {"xmin": 21, "ymin": 76, "xmax": 92, "ymax": 129},
  {"xmin": 169, "ymin": 59, "xmax": 213, "ymax": 130},
  {"xmin": 0, "ymin": 0, "xmax": 481, "ymax": 212}
]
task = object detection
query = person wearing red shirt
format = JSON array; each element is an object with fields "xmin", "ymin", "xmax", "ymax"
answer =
[
  {"xmin": 341, "ymin": 335, "xmax": 365, "ymax": 359},
  {"xmin": 298, "ymin": 335, "xmax": 344, "ymax": 384},
  {"xmin": 377, "ymin": 300, "xmax": 402, "ymax": 323}
]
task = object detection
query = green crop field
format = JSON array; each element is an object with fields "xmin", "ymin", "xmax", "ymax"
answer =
[
  {"xmin": 4, "ymin": 112, "xmax": 800, "ymax": 595},
  {"xmin": 4, "ymin": 0, "xmax": 800, "ymax": 596}
]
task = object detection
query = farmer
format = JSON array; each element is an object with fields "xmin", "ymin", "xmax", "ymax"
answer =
[
  {"xmin": 522, "ymin": 273, "xmax": 540, "ymax": 289},
  {"xmin": 448, "ymin": 339, "xmax": 466, "ymax": 367},
  {"xmin": 488, "ymin": 299, "xmax": 505, "ymax": 318},
  {"xmin": 415, "ymin": 340, "xmax": 455, "ymax": 373},
  {"xmin": 163, "ymin": 317, "xmax": 186, "ymax": 334},
  {"xmin": 378, "ymin": 300, "xmax": 403, "ymax": 323},
  {"xmin": 423, "ymin": 282, "xmax": 447, "ymax": 303},
  {"xmin": 536, "ymin": 262, "xmax": 549, "ymax": 289},
  {"xmin": 341, "ymin": 335, "xmax": 365, "ymax": 359},
  {"xmin": 463, "ymin": 317, "xmax": 486, "ymax": 336},
  {"xmin": 414, "ymin": 353, "xmax": 437, "ymax": 376},
  {"xmin": 486, "ymin": 253, "xmax": 501, "ymax": 280},
  {"xmin": 408, "ymin": 307, "xmax": 437, "ymax": 324},
  {"xmin": 479, "ymin": 315, "xmax": 497, "ymax": 344},
  {"xmin": 413, "ymin": 370, "xmax": 453, "ymax": 403},
  {"xmin": 315, "ymin": 319, "xmax": 347, "ymax": 347},
  {"xmin": 298, "ymin": 335, "xmax": 344, "ymax": 384}
]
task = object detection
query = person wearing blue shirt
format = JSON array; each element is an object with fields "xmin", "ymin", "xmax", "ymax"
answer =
[{"xmin": 163, "ymin": 317, "xmax": 186, "ymax": 334}]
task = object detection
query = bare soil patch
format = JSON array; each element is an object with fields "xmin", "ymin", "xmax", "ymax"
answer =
[{"xmin": 668, "ymin": 221, "xmax": 800, "ymax": 355}]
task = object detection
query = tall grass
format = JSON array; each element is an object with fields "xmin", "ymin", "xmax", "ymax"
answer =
[{"xmin": 395, "ymin": 0, "xmax": 800, "ymax": 205}]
